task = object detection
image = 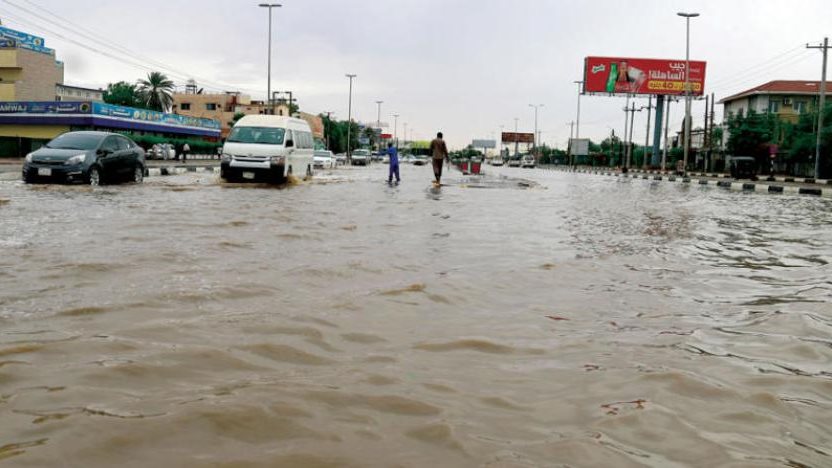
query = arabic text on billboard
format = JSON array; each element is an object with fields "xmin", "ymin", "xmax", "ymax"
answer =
[
  {"xmin": 584, "ymin": 57, "xmax": 706, "ymax": 96},
  {"xmin": 501, "ymin": 132, "xmax": 534, "ymax": 144},
  {"xmin": 472, "ymin": 139, "xmax": 496, "ymax": 148},
  {"xmin": 0, "ymin": 25, "xmax": 55, "ymax": 55},
  {"xmin": 0, "ymin": 101, "xmax": 90, "ymax": 114},
  {"xmin": 92, "ymin": 102, "xmax": 221, "ymax": 130}
]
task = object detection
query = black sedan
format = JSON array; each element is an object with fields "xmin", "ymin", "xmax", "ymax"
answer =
[{"xmin": 23, "ymin": 131, "xmax": 146, "ymax": 185}]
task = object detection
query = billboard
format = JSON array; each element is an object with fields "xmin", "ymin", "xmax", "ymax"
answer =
[
  {"xmin": 0, "ymin": 25, "xmax": 55, "ymax": 55},
  {"xmin": 472, "ymin": 139, "xmax": 496, "ymax": 148},
  {"xmin": 501, "ymin": 132, "xmax": 534, "ymax": 144},
  {"xmin": 584, "ymin": 57, "xmax": 706, "ymax": 96},
  {"xmin": 0, "ymin": 101, "xmax": 90, "ymax": 114},
  {"xmin": 569, "ymin": 138, "xmax": 590, "ymax": 156},
  {"xmin": 92, "ymin": 102, "xmax": 221, "ymax": 130}
]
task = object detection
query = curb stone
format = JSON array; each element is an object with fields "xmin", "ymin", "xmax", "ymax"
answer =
[{"xmin": 559, "ymin": 168, "xmax": 831, "ymax": 198}]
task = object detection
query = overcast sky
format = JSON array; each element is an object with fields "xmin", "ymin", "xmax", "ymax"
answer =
[{"xmin": 1, "ymin": 0, "xmax": 830, "ymax": 149}]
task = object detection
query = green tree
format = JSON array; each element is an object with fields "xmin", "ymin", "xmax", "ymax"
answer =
[
  {"xmin": 103, "ymin": 81, "xmax": 142, "ymax": 107},
  {"xmin": 725, "ymin": 109, "xmax": 778, "ymax": 158},
  {"xmin": 136, "ymin": 72, "xmax": 175, "ymax": 113},
  {"xmin": 232, "ymin": 112, "xmax": 246, "ymax": 125}
]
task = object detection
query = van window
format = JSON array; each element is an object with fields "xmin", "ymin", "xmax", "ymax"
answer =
[{"xmin": 227, "ymin": 126, "xmax": 286, "ymax": 145}]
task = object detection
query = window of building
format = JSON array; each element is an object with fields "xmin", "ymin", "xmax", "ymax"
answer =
[
  {"xmin": 206, "ymin": 103, "xmax": 218, "ymax": 111},
  {"xmin": 794, "ymin": 101, "xmax": 806, "ymax": 114},
  {"xmin": 768, "ymin": 100, "xmax": 780, "ymax": 113},
  {"xmin": 180, "ymin": 103, "xmax": 191, "ymax": 111}
]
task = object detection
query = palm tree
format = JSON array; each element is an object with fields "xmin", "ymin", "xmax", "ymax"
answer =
[{"xmin": 136, "ymin": 72, "xmax": 174, "ymax": 113}]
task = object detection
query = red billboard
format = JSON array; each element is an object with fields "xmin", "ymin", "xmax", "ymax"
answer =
[
  {"xmin": 501, "ymin": 132, "xmax": 534, "ymax": 144},
  {"xmin": 584, "ymin": 57, "xmax": 706, "ymax": 96}
]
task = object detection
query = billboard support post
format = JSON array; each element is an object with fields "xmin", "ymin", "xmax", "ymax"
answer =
[
  {"xmin": 643, "ymin": 95, "xmax": 652, "ymax": 168},
  {"xmin": 652, "ymin": 95, "xmax": 664, "ymax": 167}
]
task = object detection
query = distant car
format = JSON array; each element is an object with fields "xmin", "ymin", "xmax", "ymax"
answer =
[
  {"xmin": 412, "ymin": 155, "xmax": 428, "ymax": 166},
  {"xmin": 507, "ymin": 156, "xmax": 522, "ymax": 167},
  {"xmin": 729, "ymin": 156, "xmax": 757, "ymax": 179},
  {"xmin": 147, "ymin": 143, "xmax": 175, "ymax": 160},
  {"xmin": 521, "ymin": 155, "xmax": 536, "ymax": 168},
  {"xmin": 334, "ymin": 153, "xmax": 347, "ymax": 165},
  {"xmin": 491, "ymin": 158, "xmax": 504, "ymax": 166},
  {"xmin": 351, "ymin": 149, "xmax": 370, "ymax": 166},
  {"xmin": 313, "ymin": 150, "xmax": 335, "ymax": 169},
  {"xmin": 400, "ymin": 154, "xmax": 415, "ymax": 164},
  {"xmin": 23, "ymin": 131, "xmax": 146, "ymax": 186}
]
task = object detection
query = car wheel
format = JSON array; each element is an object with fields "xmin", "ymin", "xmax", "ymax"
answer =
[
  {"xmin": 133, "ymin": 165, "xmax": 144, "ymax": 184},
  {"xmin": 88, "ymin": 166, "xmax": 102, "ymax": 186}
]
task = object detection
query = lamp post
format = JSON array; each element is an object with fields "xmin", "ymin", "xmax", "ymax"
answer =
[
  {"xmin": 529, "ymin": 104, "xmax": 543, "ymax": 155},
  {"xmin": 345, "ymin": 74, "xmax": 356, "ymax": 162},
  {"xmin": 573, "ymin": 80, "xmax": 584, "ymax": 139},
  {"xmin": 324, "ymin": 111, "xmax": 334, "ymax": 150},
  {"xmin": 392, "ymin": 113, "xmax": 399, "ymax": 148},
  {"xmin": 403, "ymin": 122, "xmax": 408, "ymax": 146},
  {"xmin": 678, "ymin": 11, "xmax": 699, "ymax": 176},
  {"xmin": 259, "ymin": 3, "xmax": 282, "ymax": 115},
  {"xmin": 513, "ymin": 117, "xmax": 519, "ymax": 157},
  {"xmin": 375, "ymin": 100, "xmax": 383, "ymax": 154}
]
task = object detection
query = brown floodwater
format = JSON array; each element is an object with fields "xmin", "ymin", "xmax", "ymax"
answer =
[{"xmin": 1, "ymin": 165, "xmax": 831, "ymax": 467}]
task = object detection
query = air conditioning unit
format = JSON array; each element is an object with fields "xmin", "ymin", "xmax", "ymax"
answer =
[{"xmin": 783, "ymin": 98, "xmax": 792, "ymax": 106}]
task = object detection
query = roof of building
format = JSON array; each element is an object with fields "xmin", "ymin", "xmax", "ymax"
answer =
[{"xmin": 720, "ymin": 80, "xmax": 824, "ymax": 103}]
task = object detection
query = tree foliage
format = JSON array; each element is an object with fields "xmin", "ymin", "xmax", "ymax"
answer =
[
  {"xmin": 136, "ymin": 72, "xmax": 175, "ymax": 113},
  {"xmin": 103, "ymin": 81, "xmax": 143, "ymax": 108}
]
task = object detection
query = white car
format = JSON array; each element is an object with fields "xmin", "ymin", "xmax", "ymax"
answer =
[
  {"xmin": 351, "ymin": 149, "xmax": 370, "ymax": 166},
  {"xmin": 313, "ymin": 150, "xmax": 334, "ymax": 169},
  {"xmin": 334, "ymin": 153, "xmax": 347, "ymax": 165},
  {"xmin": 491, "ymin": 158, "xmax": 504, "ymax": 166},
  {"xmin": 521, "ymin": 155, "xmax": 536, "ymax": 168}
]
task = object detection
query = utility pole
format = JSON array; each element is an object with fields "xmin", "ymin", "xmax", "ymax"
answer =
[
  {"xmin": 259, "ymin": 3, "xmax": 282, "ymax": 115},
  {"xmin": 392, "ymin": 113, "xmax": 399, "ymax": 148},
  {"xmin": 643, "ymin": 95, "xmax": 652, "ymax": 168},
  {"xmin": 574, "ymin": 80, "xmax": 583, "ymax": 138},
  {"xmin": 375, "ymin": 100, "xmax": 383, "ymax": 154},
  {"xmin": 703, "ymin": 94, "xmax": 710, "ymax": 172},
  {"xmin": 345, "ymin": 74, "xmax": 356, "ymax": 163},
  {"xmin": 663, "ymin": 97, "xmax": 671, "ymax": 171},
  {"xmin": 622, "ymin": 94, "xmax": 630, "ymax": 170},
  {"xmin": 529, "ymin": 104, "xmax": 543, "ymax": 155},
  {"xmin": 807, "ymin": 37, "xmax": 828, "ymax": 180},
  {"xmin": 710, "ymin": 93, "xmax": 716, "ymax": 170},
  {"xmin": 627, "ymin": 102, "xmax": 642, "ymax": 169},
  {"xmin": 324, "ymin": 111, "xmax": 333, "ymax": 150},
  {"xmin": 513, "ymin": 117, "xmax": 519, "ymax": 157},
  {"xmin": 567, "ymin": 121, "xmax": 575, "ymax": 167}
]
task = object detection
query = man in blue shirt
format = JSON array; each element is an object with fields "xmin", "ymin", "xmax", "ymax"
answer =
[{"xmin": 387, "ymin": 142, "xmax": 400, "ymax": 184}]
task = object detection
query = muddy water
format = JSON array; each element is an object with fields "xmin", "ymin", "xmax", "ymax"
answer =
[{"xmin": 1, "ymin": 165, "xmax": 830, "ymax": 467}]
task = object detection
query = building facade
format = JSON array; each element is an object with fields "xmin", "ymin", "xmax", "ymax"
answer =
[
  {"xmin": 56, "ymin": 84, "xmax": 104, "ymax": 102},
  {"xmin": 0, "ymin": 25, "xmax": 64, "ymax": 101},
  {"xmin": 720, "ymin": 80, "xmax": 823, "ymax": 124}
]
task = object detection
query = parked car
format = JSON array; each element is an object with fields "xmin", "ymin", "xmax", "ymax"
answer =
[
  {"xmin": 521, "ymin": 154, "xmax": 536, "ymax": 168},
  {"xmin": 507, "ymin": 155, "xmax": 522, "ymax": 167},
  {"xmin": 334, "ymin": 153, "xmax": 347, "ymax": 165},
  {"xmin": 220, "ymin": 115, "xmax": 315, "ymax": 183},
  {"xmin": 351, "ymin": 149, "xmax": 370, "ymax": 166},
  {"xmin": 491, "ymin": 158, "xmax": 504, "ymax": 166},
  {"xmin": 23, "ymin": 131, "xmax": 146, "ymax": 185},
  {"xmin": 313, "ymin": 150, "xmax": 335, "ymax": 169},
  {"xmin": 729, "ymin": 156, "xmax": 757, "ymax": 179},
  {"xmin": 400, "ymin": 154, "xmax": 415, "ymax": 164},
  {"xmin": 147, "ymin": 143, "xmax": 175, "ymax": 160},
  {"xmin": 412, "ymin": 155, "xmax": 428, "ymax": 166}
]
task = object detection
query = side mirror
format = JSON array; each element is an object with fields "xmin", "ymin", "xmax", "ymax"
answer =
[
  {"xmin": 97, "ymin": 148, "xmax": 111, "ymax": 156},
  {"xmin": 286, "ymin": 140, "xmax": 294, "ymax": 148}
]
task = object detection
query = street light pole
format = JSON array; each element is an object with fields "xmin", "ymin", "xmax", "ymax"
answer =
[
  {"xmin": 392, "ymin": 113, "xmax": 399, "ymax": 148},
  {"xmin": 375, "ymin": 100, "xmax": 383, "ymax": 153},
  {"xmin": 513, "ymin": 117, "xmax": 519, "ymax": 157},
  {"xmin": 574, "ymin": 80, "xmax": 584, "ymax": 139},
  {"xmin": 678, "ymin": 11, "xmax": 699, "ymax": 176},
  {"xmin": 324, "ymin": 111, "xmax": 333, "ymax": 150},
  {"xmin": 259, "ymin": 3, "xmax": 282, "ymax": 115},
  {"xmin": 807, "ymin": 37, "xmax": 829, "ymax": 179},
  {"xmin": 529, "ymin": 104, "xmax": 543, "ymax": 155},
  {"xmin": 345, "ymin": 74, "xmax": 356, "ymax": 162}
]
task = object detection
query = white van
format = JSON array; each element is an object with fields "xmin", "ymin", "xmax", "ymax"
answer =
[{"xmin": 220, "ymin": 115, "xmax": 315, "ymax": 183}]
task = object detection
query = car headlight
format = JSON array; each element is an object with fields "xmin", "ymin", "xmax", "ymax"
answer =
[
  {"xmin": 25, "ymin": 153, "xmax": 33, "ymax": 163},
  {"xmin": 270, "ymin": 156, "xmax": 285, "ymax": 164},
  {"xmin": 221, "ymin": 153, "xmax": 232, "ymax": 162},
  {"xmin": 65, "ymin": 153, "xmax": 86, "ymax": 165}
]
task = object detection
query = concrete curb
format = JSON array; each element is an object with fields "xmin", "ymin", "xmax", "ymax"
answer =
[
  {"xmin": 617, "ymin": 168, "xmax": 830, "ymax": 186},
  {"xmin": 147, "ymin": 166, "xmax": 219, "ymax": 177},
  {"xmin": 561, "ymin": 169, "xmax": 832, "ymax": 198}
]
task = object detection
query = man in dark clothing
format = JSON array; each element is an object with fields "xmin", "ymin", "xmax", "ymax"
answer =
[
  {"xmin": 429, "ymin": 132, "xmax": 449, "ymax": 185},
  {"xmin": 387, "ymin": 142, "xmax": 400, "ymax": 184}
]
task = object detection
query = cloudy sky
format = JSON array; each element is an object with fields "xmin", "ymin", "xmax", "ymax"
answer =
[{"xmin": 1, "ymin": 0, "xmax": 830, "ymax": 149}]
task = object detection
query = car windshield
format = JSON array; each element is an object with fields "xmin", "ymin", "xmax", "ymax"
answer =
[
  {"xmin": 227, "ymin": 126, "xmax": 285, "ymax": 145},
  {"xmin": 45, "ymin": 133, "xmax": 103, "ymax": 150}
]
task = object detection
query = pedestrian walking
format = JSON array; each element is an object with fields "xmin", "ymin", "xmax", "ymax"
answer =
[
  {"xmin": 387, "ymin": 142, "xmax": 400, "ymax": 184},
  {"xmin": 429, "ymin": 132, "xmax": 449, "ymax": 185},
  {"xmin": 182, "ymin": 143, "xmax": 190, "ymax": 163}
]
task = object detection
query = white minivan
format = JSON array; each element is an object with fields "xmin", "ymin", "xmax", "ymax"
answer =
[{"xmin": 220, "ymin": 115, "xmax": 315, "ymax": 183}]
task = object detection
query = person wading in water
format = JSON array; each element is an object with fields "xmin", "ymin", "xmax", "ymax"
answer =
[{"xmin": 429, "ymin": 132, "xmax": 449, "ymax": 185}]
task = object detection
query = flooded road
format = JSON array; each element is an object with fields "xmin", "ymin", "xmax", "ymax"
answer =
[{"xmin": 1, "ymin": 165, "xmax": 831, "ymax": 467}]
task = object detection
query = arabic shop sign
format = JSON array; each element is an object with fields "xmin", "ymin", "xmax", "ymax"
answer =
[
  {"xmin": 0, "ymin": 101, "xmax": 90, "ymax": 114},
  {"xmin": 0, "ymin": 25, "xmax": 55, "ymax": 55},
  {"xmin": 92, "ymin": 102, "xmax": 221, "ymax": 130},
  {"xmin": 583, "ymin": 57, "xmax": 707, "ymax": 96}
]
